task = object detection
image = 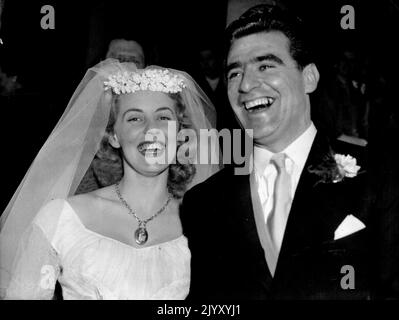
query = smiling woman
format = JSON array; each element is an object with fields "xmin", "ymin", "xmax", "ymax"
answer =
[
  {"xmin": 0, "ymin": 59, "xmax": 219, "ymax": 300},
  {"xmin": 99, "ymin": 80, "xmax": 198, "ymax": 199}
]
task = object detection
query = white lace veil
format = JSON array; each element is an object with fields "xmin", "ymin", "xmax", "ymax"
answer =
[{"xmin": 0, "ymin": 59, "xmax": 219, "ymax": 296}]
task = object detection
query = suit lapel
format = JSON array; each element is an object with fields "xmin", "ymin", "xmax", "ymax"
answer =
[
  {"xmin": 226, "ymin": 133, "xmax": 360, "ymax": 293},
  {"xmin": 274, "ymin": 133, "xmax": 340, "ymax": 278},
  {"xmin": 228, "ymin": 133, "xmax": 337, "ymax": 285},
  {"xmin": 226, "ymin": 132, "xmax": 367, "ymax": 297},
  {"xmin": 229, "ymin": 172, "xmax": 274, "ymax": 286}
]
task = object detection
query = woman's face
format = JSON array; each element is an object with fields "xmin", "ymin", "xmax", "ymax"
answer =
[{"xmin": 110, "ymin": 90, "xmax": 179, "ymax": 176}]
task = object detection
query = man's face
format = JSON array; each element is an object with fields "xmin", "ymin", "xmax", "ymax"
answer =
[
  {"xmin": 106, "ymin": 40, "xmax": 145, "ymax": 68},
  {"xmin": 113, "ymin": 52, "xmax": 145, "ymax": 68},
  {"xmin": 226, "ymin": 31, "xmax": 318, "ymax": 152}
]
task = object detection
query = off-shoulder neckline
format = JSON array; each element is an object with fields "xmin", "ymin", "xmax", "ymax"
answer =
[{"xmin": 60, "ymin": 199, "xmax": 186, "ymax": 251}]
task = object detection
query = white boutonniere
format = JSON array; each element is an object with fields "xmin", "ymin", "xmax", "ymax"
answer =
[
  {"xmin": 334, "ymin": 154, "xmax": 361, "ymax": 179},
  {"xmin": 308, "ymin": 152, "xmax": 361, "ymax": 186}
]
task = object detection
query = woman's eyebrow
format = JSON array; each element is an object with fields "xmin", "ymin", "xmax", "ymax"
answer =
[
  {"xmin": 156, "ymin": 107, "xmax": 175, "ymax": 113},
  {"xmin": 123, "ymin": 108, "xmax": 143, "ymax": 117}
]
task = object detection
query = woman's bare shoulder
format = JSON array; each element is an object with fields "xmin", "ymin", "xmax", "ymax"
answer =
[{"xmin": 67, "ymin": 185, "xmax": 117, "ymax": 223}]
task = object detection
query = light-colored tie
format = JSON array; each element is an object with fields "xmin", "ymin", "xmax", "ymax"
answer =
[{"xmin": 266, "ymin": 153, "xmax": 292, "ymax": 273}]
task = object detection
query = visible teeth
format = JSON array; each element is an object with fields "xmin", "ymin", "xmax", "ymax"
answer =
[
  {"xmin": 266, "ymin": 97, "xmax": 275, "ymax": 105},
  {"xmin": 138, "ymin": 142, "xmax": 165, "ymax": 152},
  {"xmin": 244, "ymin": 97, "xmax": 275, "ymax": 110},
  {"xmin": 245, "ymin": 98, "xmax": 267, "ymax": 109}
]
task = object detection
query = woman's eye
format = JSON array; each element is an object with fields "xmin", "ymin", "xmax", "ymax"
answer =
[
  {"xmin": 158, "ymin": 114, "xmax": 173, "ymax": 121},
  {"xmin": 128, "ymin": 117, "xmax": 142, "ymax": 122},
  {"xmin": 160, "ymin": 116, "xmax": 171, "ymax": 121}
]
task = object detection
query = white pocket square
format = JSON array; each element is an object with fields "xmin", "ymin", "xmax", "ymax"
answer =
[{"xmin": 334, "ymin": 214, "xmax": 366, "ymax": 240}]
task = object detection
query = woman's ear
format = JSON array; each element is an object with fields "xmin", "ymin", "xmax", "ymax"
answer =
[
  {"xmin": 108, "ymin": 133, "xmax": 121, "ymax": 148},
  {"xmin": 303, "ymin": 63, "xmax": 320, "ymax": 94}
]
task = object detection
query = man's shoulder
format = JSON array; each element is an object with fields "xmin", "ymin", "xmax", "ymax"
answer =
[
  {"xmin": 189, "ymin": 165, "xmax": 246, "ymax": 193},
  {"xmin": 181, "ymin": 166, "xmax": 247, "ymax": 229},
  {"xmin": 184, "ymin": 166, "xmax": 249, "ymax": 205}
]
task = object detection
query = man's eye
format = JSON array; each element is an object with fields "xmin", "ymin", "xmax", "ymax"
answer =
[
  {"xmin": 227, "ymin": 71, "xmax": 241, "ymax": 81},
  {"xmin": 259, "ymin": 64, "xmax": 274, "ymax": 71}
]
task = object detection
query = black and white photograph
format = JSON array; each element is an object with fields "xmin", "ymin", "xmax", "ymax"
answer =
[{"xmin": 0, "ymin": 0, "xmax": 398, "ymax": 308}]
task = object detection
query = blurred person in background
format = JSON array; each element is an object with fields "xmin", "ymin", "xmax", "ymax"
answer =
[{"xmin": 105, "ymin": 38, "xmax": 145, "ymax": 67}]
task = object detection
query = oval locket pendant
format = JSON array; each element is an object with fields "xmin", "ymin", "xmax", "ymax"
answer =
[{"xmin": 134, "ymin": 227, "xmax": 148, "ymax": 245}]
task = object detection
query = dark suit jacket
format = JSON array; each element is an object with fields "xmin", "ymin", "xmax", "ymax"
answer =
[{"xmin": 181, "ymin": 132, "xmax": 398, "ymax": 299}]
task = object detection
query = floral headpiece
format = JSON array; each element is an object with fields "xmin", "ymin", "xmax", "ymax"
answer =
[{"xmin": 104, "ymin": 69, "xmax": 186, "ymax": 94}]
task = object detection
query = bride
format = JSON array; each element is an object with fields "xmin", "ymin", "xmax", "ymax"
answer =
[{"xmin": 0, "ymin": 59, "xmax": 219, "ymax": 299}]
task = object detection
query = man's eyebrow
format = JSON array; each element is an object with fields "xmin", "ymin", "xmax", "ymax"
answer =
[
  {"xmin": 252, "ymin": 54, "xmax": 284, "ymax": 65},
  {"xmin": 225, "ymin": 61, "xmax": 242, "ymax": 75},
  {"xmin": 226, "ymin": 54, "xmax": 285, "ymax": 75}
]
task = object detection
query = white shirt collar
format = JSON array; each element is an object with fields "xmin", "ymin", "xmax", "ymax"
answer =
[{"xmin": 254, "ymin": 123, "xmax": 317, "ymax": 175}]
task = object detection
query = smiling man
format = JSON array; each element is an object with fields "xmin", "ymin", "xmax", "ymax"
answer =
[
  {"xmin": 226, "ymin": 30, "xmax": 319, "ymax": 152},
  {"xmin": 180, "ymin": 4, "xmax": 396, "ymax": 300}
]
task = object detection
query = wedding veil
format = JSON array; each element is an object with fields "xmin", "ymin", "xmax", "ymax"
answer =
[{"xmin": 0, "ymin": 59, "xmax": 219, "ymax": 296}]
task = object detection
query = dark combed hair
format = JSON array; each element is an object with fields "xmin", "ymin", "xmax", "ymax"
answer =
[
  {"xmin": 98, "ymin": 92, "xmax": 196, "ymax": 199},
  {"xmin": 224, "ymin": 4, "xmax": 314, "ymax": 70}
]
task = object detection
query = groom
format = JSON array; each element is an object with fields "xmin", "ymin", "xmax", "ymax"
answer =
[{"xmin": 181, "ymin": 4, "xmax": 397, "ymax": 299}]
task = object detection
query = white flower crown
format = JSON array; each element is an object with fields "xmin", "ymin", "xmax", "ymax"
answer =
[{"xmin": 104, "ymin": 69, "xmax": 186, "ymax": 94}]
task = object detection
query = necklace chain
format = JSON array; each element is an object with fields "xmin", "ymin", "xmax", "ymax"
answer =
[{"xmin": 115, "ymin": 183, "xmax": 172, "ymax": 227}]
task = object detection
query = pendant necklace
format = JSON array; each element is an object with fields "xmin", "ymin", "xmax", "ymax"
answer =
[{"xmin": 115, "ymin": 183, "xmax": 172, "ymax": 245}]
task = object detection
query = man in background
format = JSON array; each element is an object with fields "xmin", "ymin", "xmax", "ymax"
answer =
[{"xmin": 105, "ymin": 38, "xmax": 145, "ymax": 68}]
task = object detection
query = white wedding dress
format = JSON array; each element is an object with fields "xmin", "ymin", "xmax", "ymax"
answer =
[{"xmin": 4, "ymin": 199, "xmax": 190, "ymax": 300}]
